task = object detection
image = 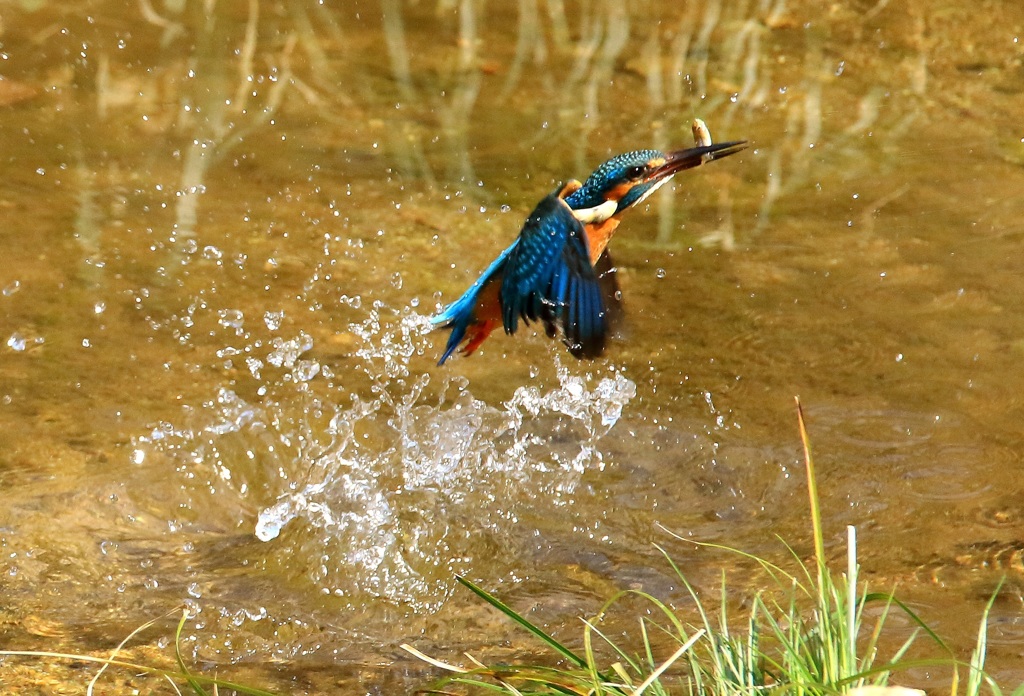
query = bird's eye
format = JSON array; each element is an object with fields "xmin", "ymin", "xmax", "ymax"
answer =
[{"xmin": 625, "ymin": 165, "xmax": 645, "ymax": 179}]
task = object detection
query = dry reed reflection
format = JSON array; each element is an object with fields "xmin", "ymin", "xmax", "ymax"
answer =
[{"xmin": 77, "ymin": 0, "xmax": 890, "ymax": 246}]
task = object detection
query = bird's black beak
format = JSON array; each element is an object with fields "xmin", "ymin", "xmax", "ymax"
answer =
[{"xmin": 649, "ymin": 140, "xmax": 748, "ymax": 181}]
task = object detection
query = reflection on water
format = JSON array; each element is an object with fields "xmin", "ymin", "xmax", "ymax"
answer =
[{"xmin": 1, "ymin": 0, "xmax": 1024, "ymax": 692}]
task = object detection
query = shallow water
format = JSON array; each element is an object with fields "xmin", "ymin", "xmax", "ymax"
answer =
[{"xmin": 1, "ymin": 1, "xmax": 1024, "ymax": 692}]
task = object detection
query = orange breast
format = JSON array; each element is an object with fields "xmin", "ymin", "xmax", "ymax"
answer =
[{"xmin": 584, "ymin": 218, "xmax": 621, "ymax": 265}]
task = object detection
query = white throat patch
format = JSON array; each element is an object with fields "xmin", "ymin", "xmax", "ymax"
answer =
[{"xmin": 572, "ymin": 199, "xmax": 618, "ymax": 224}]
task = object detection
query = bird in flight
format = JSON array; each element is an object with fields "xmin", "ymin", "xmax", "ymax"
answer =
[{"xmin": 432, "ymin": 121, "xmax": 746, "ymax": 365}]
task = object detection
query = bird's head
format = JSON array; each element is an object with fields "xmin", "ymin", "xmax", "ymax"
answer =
[{"xmin": 566, "ymin": 141, "xmax": 747, "ymax": 220}]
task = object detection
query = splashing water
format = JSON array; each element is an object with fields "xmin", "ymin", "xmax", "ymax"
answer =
[{"xmin": 133, "ymin": 304, "xmax": 637, "ymax": 611}]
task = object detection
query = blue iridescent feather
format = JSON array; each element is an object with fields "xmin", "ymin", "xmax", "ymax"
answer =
[
  {"xmin": 500, "ymin": 191, "xmax": 605, "ymax": 358},
  {"xmin": 430, "ymin": 239, "xmax": 517, "ymax": 364}
]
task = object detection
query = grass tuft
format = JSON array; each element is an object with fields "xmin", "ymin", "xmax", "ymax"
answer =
[{"xmin": 408, "ymin": 398, "xmax": 1019, "ymax": 696}]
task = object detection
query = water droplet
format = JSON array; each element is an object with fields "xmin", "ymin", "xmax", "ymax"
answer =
[
  {"xmin": 655, "ymin": 268, "xmax": 667, "ymax": 279},
  {"xmin": 267, "ymin": 332, "xmax": 314, "ymax": 368},
  {"xmin": 264, "ymin": 310, "xmax": 284, "ymax": 331},
  {"xmin": 256, "ymin": 496, "xmax": 298, "ymax": 541},
  {"xmin": 2, "ymin": 280, "xmax": 20, "ymax": 297},
  {"xmin": 246, "ymin": 356, "xmax": 263, "ymax": 378},
  {"xmin": 294, "ymin": 359, "xmax": 321, "ymax": 382},
  {"xmin": 217, "ymin": 308, "xmax": 244, "ymax": 330}
]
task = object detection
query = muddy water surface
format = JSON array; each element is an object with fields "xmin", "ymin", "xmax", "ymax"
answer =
[{"xmin": 2, "ymin": 1, "xmax": 1024, "ymax": 693}]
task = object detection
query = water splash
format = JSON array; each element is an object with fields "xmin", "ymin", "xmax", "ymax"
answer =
[{"xmin": 133, "ymin": 304, "xmax": 637, "ymax": 611}]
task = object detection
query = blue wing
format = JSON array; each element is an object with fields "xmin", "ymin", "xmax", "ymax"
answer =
[
  {"xmin": 500, "ymin": 191, "xmax": 606, "ymax": 358},
  {"xmin": 431, "ymin": 239, "xmax": 518, "ymax": 365}
]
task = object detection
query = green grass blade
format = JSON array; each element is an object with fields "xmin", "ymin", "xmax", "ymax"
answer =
[
  {"xmin": 657, "ymin": 531, "xmax": 800, "ymax": 590},
  {"xmin": 863, "ymin": 592, "xmax": 952, "ymax": 655},
  {"xmin": 634, "ymin": 631, "xmax": 703, "ymax": 696},
  {"xmin": 796, "ymin": 397, "xmax": 826, "ymax": 582},
  {"xmin": 173, "ymin": 610, "xmax": 209, "ymax": 696},
  {"xmin": 581, "ymin": 616, "xmax": 604, "ymax": 691},
  {"xmin": 87, "ymin": 614, "xmax": 161, "ymax": 695},
  {"xmin": 847, "ymin": 525, "xmax": 858, "ymax": 673},
  {"xmin": 967, "ymin": 578, "xmax": 1004, "ymax": 696},
  {"xmin": 456, "ymin": 575, "xmax": 588, "ymax": 670},
  {"xmin": 583, "ymin": 615, "xmax": 641, "ymax": 675}
]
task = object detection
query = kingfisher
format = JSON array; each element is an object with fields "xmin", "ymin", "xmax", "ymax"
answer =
[{"xmin": 431, "ymin": 134, "xmax": 746, "ymax": 365}]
